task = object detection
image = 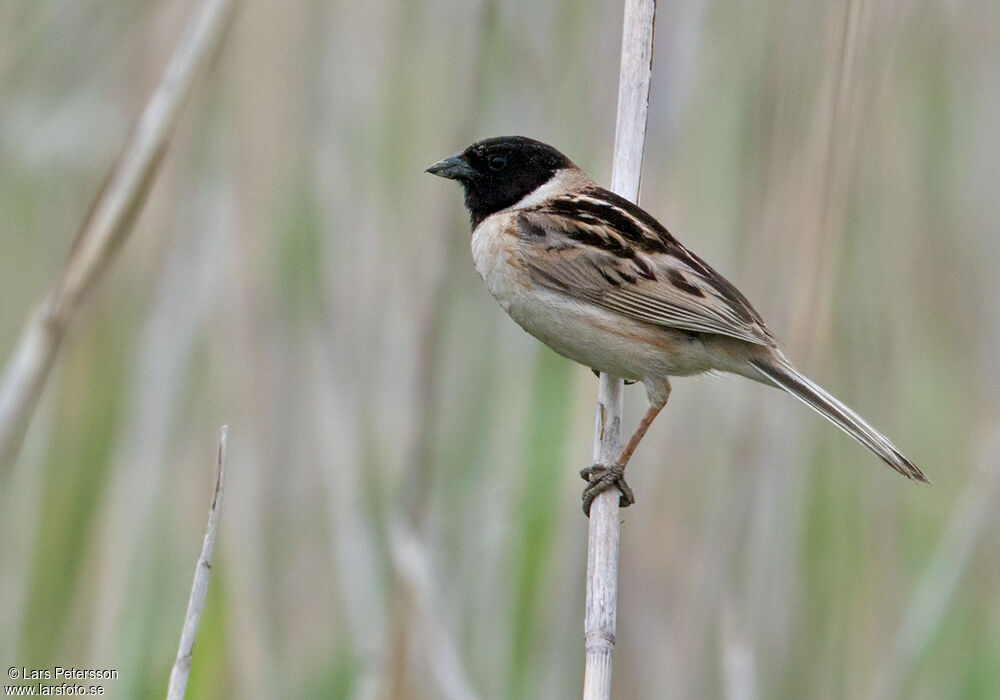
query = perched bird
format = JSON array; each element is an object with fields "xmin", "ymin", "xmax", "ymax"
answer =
[{"xmin": 426, "ymin": 136, "xmax": 927, "ymax": 514}]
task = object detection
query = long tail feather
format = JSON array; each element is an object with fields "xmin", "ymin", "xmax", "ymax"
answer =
[{"xmin": 749, "ymin": 357, "xmax": 928, "ymax": 483}]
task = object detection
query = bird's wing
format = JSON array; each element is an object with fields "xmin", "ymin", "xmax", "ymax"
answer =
[{"xmin": 517, "ymin": 187, "xmax": 775, "ymax": 346}]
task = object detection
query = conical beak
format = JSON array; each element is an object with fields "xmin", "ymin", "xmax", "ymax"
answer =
[{"xmin": 425, "ymin": 154, "xmax": 475, "ymax": 180}]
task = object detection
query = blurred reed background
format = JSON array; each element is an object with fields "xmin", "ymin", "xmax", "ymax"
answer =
[{"xmin": 1, "ymin": 0, "xmax": 999, "ymax": 698}]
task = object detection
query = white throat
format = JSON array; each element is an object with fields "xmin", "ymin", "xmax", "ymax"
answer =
[{"xmin": 509, "ymin": 168, "xmax": 574, "ymax": 211}]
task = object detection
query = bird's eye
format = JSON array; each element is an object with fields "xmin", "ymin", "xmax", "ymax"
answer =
[{"xmin": 488, "ymin": 155, "xmax": 507, "ymax": 171}]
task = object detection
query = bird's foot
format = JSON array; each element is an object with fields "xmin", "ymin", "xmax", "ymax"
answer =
[{"xmin": 580, "ymin": 464, "xmax": 635, "ymax": 516}]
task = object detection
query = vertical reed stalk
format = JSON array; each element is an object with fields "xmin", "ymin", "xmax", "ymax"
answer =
[
  {"xmin": 166, "ymin": 425, "xmax": 228, "ymax": 700},
  {"xmin": 583, "ymin": 1, "xmax": 656, "ymax": 698}
]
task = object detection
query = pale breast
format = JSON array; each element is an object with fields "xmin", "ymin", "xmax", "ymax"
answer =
[{"xmin": 470, "ymin": 213, "xmax": 531, "ymax": 313}]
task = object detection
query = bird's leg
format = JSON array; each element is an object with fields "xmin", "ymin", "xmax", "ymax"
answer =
[{"xmin": 581, "ymin": 400, "xmax": 665, "ymax": 516}]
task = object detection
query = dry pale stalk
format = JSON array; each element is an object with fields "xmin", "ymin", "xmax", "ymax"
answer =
[
  {"xmin": 166, "ymin": 425, "xmax": 229, "ymax": 700},
  {"xmin": 583, "ymin": 1, "xmax": 656, "ymax": 698},
  {"xmin": 0, "ymin": 0, "xmax": 238, "ymax": 473}
]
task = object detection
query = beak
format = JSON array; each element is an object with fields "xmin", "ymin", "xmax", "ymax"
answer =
[{"xmin": 425, "ymin": 154, "xmax": 475, "ymax": 180}]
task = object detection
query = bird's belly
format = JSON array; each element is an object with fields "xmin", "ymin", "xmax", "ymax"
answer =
[{"xmin": 506, "ymin": 291, "xmax": 711, "ymax": 379}]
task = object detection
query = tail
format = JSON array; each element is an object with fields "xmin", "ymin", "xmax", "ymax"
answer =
[{"xmin": 749, "ymin": 356, "xmax": 928, "ymax": 483}]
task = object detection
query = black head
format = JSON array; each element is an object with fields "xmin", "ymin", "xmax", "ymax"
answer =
[{"xmin": 425, "ymin": 136, "xmax": 573, "ymax": 227}]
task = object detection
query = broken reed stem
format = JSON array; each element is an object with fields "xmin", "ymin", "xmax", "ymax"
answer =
[
  {"xmin": 583, "ymin": 1, "xmax": 656, "ymax": 699},
  {"xmin": 166, "ymin": 426, "xmax": 229, "ymax": 700},
  {"xmin": 0, "ymin": 0, "xmax": 238, "ymax": 474}
]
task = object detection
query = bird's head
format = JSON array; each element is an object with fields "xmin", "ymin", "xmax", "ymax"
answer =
[{"xmin": 426, "ymin": 136, "xmax": 572, "ymax": 226}]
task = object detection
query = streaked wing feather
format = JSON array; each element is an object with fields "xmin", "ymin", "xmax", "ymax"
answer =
[{"xmin": 517, "ymin": 197, "xmax": 774, "ymax": 346}]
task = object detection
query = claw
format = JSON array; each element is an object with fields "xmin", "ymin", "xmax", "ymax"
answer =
[
  {"xmin": 589, "ymin": 369, "xmax": 636, "ymax": 385},
  {"xmin": 580, "ymin": 464, "xmax": 635, "ymax": 516}
]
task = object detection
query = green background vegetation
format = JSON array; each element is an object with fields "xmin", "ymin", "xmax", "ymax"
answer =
[{"xmin": 1, "ymin": 0, "xmax": 998, "ymax": 698}]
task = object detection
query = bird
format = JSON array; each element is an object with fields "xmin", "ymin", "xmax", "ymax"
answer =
[{"xmin": 426, "ymin": 135, "xmax": 927, "ymax": 515}]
